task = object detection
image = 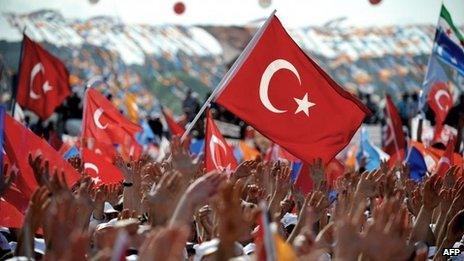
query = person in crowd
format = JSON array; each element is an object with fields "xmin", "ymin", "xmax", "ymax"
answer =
[
  {"xmin": 363, "ymin": 93, "xmax": 380, "ymax": 124},
  {"xmin": 397, "ymin": 92, "xmax": 411, "ymax": 126},
  {"xmin": 182, "ymin": 89, "xmax": 200, "ymax": 122}
]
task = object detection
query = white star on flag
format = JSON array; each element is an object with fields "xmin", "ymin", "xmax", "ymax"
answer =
[
  {"xmin": 91, "ymin": 176, "xmax": 102, "ymax": 184},
  {"xmin": 451, "ymin": 57, "xmax": 457, "ymax": 64},
  {"xmin": 293, "ymin": 93, "xmax": 315, "ymax": 116}
]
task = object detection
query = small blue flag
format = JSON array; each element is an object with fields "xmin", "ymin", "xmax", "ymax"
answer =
[
  {"xmin": 356, "ymin": 128, "xmax": 381, "ymax": 171},
  {"xmin": 63, "ymin": 145, "xmax": 80, "ymax": 160},
  {"xmin": 406, "ymin": 147, "xmax": 427, "ymax": 182}
]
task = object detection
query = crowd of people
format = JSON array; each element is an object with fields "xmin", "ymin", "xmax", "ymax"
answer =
[{"xmin": 1, "ymin": 136, "xmax": 464, "ymax": 260}]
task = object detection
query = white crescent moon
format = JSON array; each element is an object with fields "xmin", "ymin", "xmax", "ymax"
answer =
[
  {"xmin": 259, "ymin": 59, "xmax": 301, "ymax": 113},
  {"xmin": 84, "ymin": 162, "xmax": 99, "ymax": 174},
  {"xmin": 29, "ymin": 63, "xmax": 44, "ymax": 100},
  {"xmin": 435, "ymin": 89, "xmax": 451, "ymax": 111},
  {"xmin": 209, "ymin": 134, "xmax": 228, "ymax": 169},
  {"xmin": 93, "ymin": 108, "xmax": 108, "ymax": 129}
]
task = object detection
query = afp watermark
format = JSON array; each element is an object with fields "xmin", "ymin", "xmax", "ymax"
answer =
[{"xmin": 443, "ymin": 248, "xmax": 462, "ymax": 257}]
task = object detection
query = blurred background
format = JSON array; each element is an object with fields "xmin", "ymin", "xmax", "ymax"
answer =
[{"xmin": 0, "ymin": 0, "xmax": 463, "ymax": 145}]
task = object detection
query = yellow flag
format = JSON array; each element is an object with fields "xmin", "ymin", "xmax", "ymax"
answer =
[
  {"xmin": 274, "ymin": 234, "xmax": 297, "ymax": 261},
  {"xmin": 125, "ymin": 93, "xmax": 139, "ymax": 123}
]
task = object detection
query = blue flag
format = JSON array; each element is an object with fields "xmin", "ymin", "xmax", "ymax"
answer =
[
  {"xmin": 406, "ymin": 147, "xmax": 427, "ymax": 182},
  {"xmin": 356, "ymin": 128, "xmax": 382, "ymax": 171},
  {"xmin": 63, "ymin": 145, "xmax": 80, "ymax": 160}
]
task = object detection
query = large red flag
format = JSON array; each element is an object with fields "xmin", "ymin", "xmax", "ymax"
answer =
[
  {"xmin": 16, "ymin": 34, "xmax": 71, "ymax": 119},
  {"xmin": 81, "ymin": 148, "xmax": 123, "ymax": 185},
  {"xmin": 383, "ymin": 95, "xmax": 406, "ymax": 163},
  {"xmin": 215, "ymin": 15, "xmax": 370, "ymax": 164},
  {"xmin": 82, "ymin": 89, "xmax": 142, "ymax": 158},
  {"xmin": 204, "ymin": 110, "xmax": 237, "ymax": 172},
  {"xmin": 428, "ymin": 82, "xmax": 453, "ymax": 142},
  {"xmin": 3, "ymin": 115, "xmax": 80, "ymax": 199}
]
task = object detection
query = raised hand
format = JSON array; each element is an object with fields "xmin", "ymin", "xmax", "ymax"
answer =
[
  {"xmin": 232, "ymin": 159, "xmax": 258, "ymax": 181},
  {"xmin": 0, "ymin": 163, "xmax": 17, "ymax": 197},
  {"xmin": 28, "ymin": 154, "xmax": 51, "ymax": 187},
  {"xmin": 138, "ymin": 226, "xmax": 189, "ymax": 261},
  {"xmin": 406, "ymin": 188, "xmax": 422, "ymax": 216},
  {"xmin": 362, "ymin": 198, "xmax": 412, "ymax": 261},
  {"xmin": 67, "ymin": 156, "xmax": 84, "ymax": 174},
  {"xmin": 309, "ymin": 158, "xmax": 325, "ymax": 189},
  {"xmin": 145, "ymin": 170, "xmax": 185, "ymax": 226},
  {"xmin": 355, "ymin": 170, "xmax": 381, "ymax": 198},
  {"xmin": 170, "ymin": 136, "xmax": 198, "ymax": 178},
  {"xmin": 16, "ymin": 186, "xmax": 51, "ymax": 257},
  {"xmin": 215, "ymin": 181, "xmax": 250, "ymax": 260},
  {"xmin": 170, "ymin": 171, "xmax": 227, "ymax": 227},
  {"xmin": 422, "ymin": 175, "xmax": 442, "ymax": 211}
]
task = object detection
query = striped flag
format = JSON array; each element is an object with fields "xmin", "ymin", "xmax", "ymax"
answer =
[{"xmin": 422, "ymin": 3, "xmax": 464, "ymax": 107}]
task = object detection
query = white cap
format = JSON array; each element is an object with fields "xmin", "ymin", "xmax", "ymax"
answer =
[
  {"xmin": 5, "ymin": 257, "xmax": 32, "ymax": 261},
  {"xmin": 126, "ymin": 254, "xmax": 138, "ymax": 261},
  {"xmin": 104, "ymin": 202, "xmax": 118, "ymax": 214},
  {"xmin": 0, "ymin": 227, "xmax": 10, "ymax": 234},
  {"xmin": 95, "ymin": 218, "xmax": 118, "ymax": 231},
  {"xmin": 243, "ymin": 243, "xmax": 255, "ymax": 255},
  {"xmin": 34, "ymin": 238, "xmax": 45, "ymax": 255},
  {"xmin": 280, "ymin": 213, "xmax": 298, "ymax": 228},
  {"xmin": 7, "ymin": 238, "xmax": 45, "ymax": 255},
  {"xmin": 193, "ymin": 238, "xmax": 219, "ymax": 261}
]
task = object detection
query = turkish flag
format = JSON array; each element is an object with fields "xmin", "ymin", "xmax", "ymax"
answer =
[
  {"xmin": 204, "ymin": 109, "xmax": 237, "ymax": 172},
  {"xmin": 16, "ymin": 34, "xmax": 71, "ymax": 119},
  {"xmin": 428, "ymin": 82, "xmax": 453, "ymax": 142},
  {"xmin": 383, "ymin": 95, "xmax": 406, "ymax": 163},
  {"xmin": 215, "ymin": 15, "xmax": 370, "ymax": 164},
  {"xmin": 3, "ymin": 114, "xmax": 80, "ymax": 199},
  {"xmin": 162, "ymin": 107, "xmax": 185, "ymax": 136},
  {"xmin": 82, "ymin": 89, "xmax": 142, "ymax": 158},
  {"xmin": 81, "ymin": 148, "xmax": 123, "ymax": 185},
  {"xmin": 435, "ymin": 137, "xmax": 455, "ymax": 176}
]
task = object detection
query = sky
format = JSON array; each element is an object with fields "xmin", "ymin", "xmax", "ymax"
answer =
[{"xmin": 0, "ymin": 0, "xmax": 463, "ymax": 28}]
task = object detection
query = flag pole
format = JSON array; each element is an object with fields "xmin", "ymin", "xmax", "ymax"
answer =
[
  {"xmin": 10, "ymin": 28, "xmax": 27, "ymax": 117},
  {"xmin": 180, "ymin": 10, "xmax": 277, "ymax": 141}
]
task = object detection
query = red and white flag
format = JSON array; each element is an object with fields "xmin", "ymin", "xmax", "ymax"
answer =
[
  {"xmin": 81, "ymin": 148, "xmax": 124, "ymax": 185},
  {"xmin": 16, "ymin": 34, "xmax": 71, "ymax": 119},
  {"xmin": 162, "ymin": 107, "xmax": 185, "ymax": 136},
  {"xmin": 383, "ymin": 95, "xmax": 406, "ymax": 162},
  {"xmin": 3, "ymin": 114, "xmax": 80, "ymax": 199},
  {"xmin": 427, "ymin": 82, "xmax": 453, "ymax": 142},
  {"xmin": 204, "ymin": 109, "xmax": 237, "ymax": 173},
  {"xmin": 214, "ymin": 15, "xmax": 370, "ymax": 164},
  {"xmin": 435, "ymin": 137, "xmax": 455, "ymax": 176},
  {"xmin": 82, "ymin": 89, "xmax": 142, "ymax": 159}
]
